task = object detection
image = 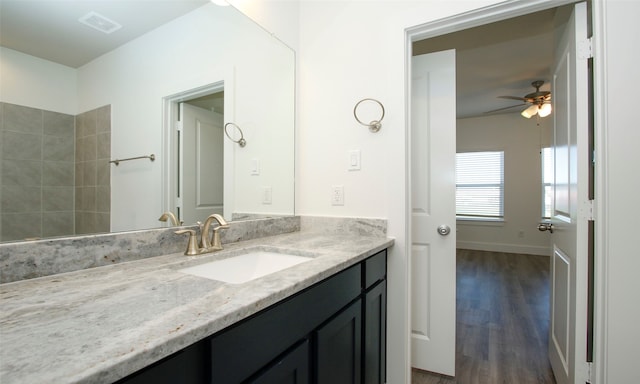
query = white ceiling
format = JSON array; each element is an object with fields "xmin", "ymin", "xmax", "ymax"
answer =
[
  {"xmin": 413, "ymin": 7, "xmax": 558, "ymax": 119},
  {"xmin": 0, "ymin": 0, "xmax": 209, "ymax": 68},
  {"xmin": 2, "ymin": 2, "xmax": 560, "ymax": 119}
]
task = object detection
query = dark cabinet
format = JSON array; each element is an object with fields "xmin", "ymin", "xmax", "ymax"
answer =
[
  {"xmin": 115, "ymin": 340, "xmax": 209, "ymax": 384},
  {"xmin": 362, "ymin": 249, "xmax": 387, "ymax": 384},
  {"xmin": 118, "ymin": 249, "xmax": 387, "ymax": 384},
  {"xmin": 315, "ymin": 299, "xmax": 362, "ymax": 384},
  {"xmin": 364, "ymin": 280, "xmax": 386, "ymax": 384},
  {"xmin": 209, "ymin": 265, "xmax": 361, "ymax": 384},
  {"xmin": 249, "ymin": 340, "xmax": 310, "ymax": 384}
]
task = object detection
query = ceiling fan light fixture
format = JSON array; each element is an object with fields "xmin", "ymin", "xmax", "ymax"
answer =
[
  {"xmin": 521, "ymin": 104, "xmax": 538, "ymax": 119},
  {"xmin": 538, "ymin": 103, "xmax": 552, "ymax": 117}
]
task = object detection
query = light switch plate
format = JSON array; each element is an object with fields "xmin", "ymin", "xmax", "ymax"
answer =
[
  {"xmin": 251, "ymin": 159, "xmax": 260, "ymax": 175},
  {"xmin": 348, "ymin": 150, "xmax": 361, "ymax": 171}
]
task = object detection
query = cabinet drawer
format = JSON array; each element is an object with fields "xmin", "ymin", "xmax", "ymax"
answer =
[{"xmin": 363, "ymin": 250, "xmax": 387, "ymax": 289}]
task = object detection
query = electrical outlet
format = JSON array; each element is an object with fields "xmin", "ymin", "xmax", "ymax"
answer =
[
  {"xmin": 262, "ymin": 186, "xmax": 272, "ymax": 204},
  {"xmin": 331, "ymin": 185, "xmax": 344, "ymax": 206}
]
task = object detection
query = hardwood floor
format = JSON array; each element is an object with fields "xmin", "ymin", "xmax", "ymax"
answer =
[{"xmin": 412, "ymin": 249, "xmax": 556, "ymax": 384}]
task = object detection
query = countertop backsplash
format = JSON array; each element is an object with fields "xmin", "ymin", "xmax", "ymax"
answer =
[
  {"xmin": 0, "ymin": 216, "xmax": 387, "ymax": 284},
  {"xmin": 0, "ymin": 216, "xmax": 301, "ymax": 284},
  {"xmin": 300, "ymin": 216, "xmax": 387, "ymax": 237}
]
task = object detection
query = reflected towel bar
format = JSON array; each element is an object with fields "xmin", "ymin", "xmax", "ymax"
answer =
[
  {"xmin": 109, "ymin": 154, "xmax": 155, "ymax": 166},
  {"xmin": 224, "ymin": 122, "xmax": 247, "ymax": 147}
]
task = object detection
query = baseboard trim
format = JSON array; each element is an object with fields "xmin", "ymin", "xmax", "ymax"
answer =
[{"xmin": 456, "ymin": 241, "xmax": 550, "ymax": 256}]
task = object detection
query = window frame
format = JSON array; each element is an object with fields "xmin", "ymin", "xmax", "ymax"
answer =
[
  {"xmin": 455, "ymin": 150, "xmax": 505, "ymax": 222},
  {"xmin": 541, "ymin": 147, "xmax": 554, "ymax": 219}
]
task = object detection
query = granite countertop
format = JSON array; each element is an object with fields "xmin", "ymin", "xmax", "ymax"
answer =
[{"xmin": 0, "ymin": 230, "xmax": 393, "ymax": 384}]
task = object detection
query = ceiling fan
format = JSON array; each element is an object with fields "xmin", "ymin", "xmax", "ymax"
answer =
[{"xmin": 486, "ymin": 80, "xmax": 552, "ymax": 118}]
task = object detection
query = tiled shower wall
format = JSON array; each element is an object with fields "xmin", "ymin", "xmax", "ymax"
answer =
[
  {"xmin": 0, "ymin": 102, "xmax": 110, "ymax": 242},
  {"xmin": 75, "ymin": 106, "xmax": 111, "ymax": 235}
]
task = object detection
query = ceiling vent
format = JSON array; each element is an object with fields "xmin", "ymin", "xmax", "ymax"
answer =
[{"xmin": 78, "ymin": 11, "xmax": 122, "ymax": 34}]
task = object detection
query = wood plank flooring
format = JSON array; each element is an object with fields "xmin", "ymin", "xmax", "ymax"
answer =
[{"xmin": 412, "ymin": 249, "xmax": 556, "ymax": 384}]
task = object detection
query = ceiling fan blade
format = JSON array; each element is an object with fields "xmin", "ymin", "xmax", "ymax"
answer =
[
  {"xmin": 498, "ymin": 95, "xmax": 528, "ymax": 101},
  {"xmin": 484, "ymin": 103, "xmax": 526, "ymax": 114}
]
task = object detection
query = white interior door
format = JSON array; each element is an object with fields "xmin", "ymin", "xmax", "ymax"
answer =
[
  {"xmin": 548, "ymin": 3, "xmax": 590, "ymax": 384},
  {"xmin": 180, "ymin": 103, "xmax": 224, "ymax": 224},
  {"xmin": 410, "ymin": 49, "xmax": 457, "ymax": 376}
]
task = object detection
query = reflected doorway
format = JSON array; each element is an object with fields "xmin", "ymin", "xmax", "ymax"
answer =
[
  {"xmin": 163, "ymin": 82, "xmax": 230, "ymax": 227},
  {"xmin": 180, "ymin": 98, "xmax": 224, "ymax": 224}
]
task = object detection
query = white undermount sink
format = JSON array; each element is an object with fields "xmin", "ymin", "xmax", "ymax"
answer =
[{"xmin": 178, "ymin": 249, "xmax": 314, "ymax": 284}]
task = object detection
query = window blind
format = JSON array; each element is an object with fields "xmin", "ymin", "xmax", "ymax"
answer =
[{"xmin": 456, "ymin": 151, "xmax": 504, "ymax": 219}]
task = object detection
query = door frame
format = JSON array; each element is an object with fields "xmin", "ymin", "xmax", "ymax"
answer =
[{"xmin": 404, "ymin": 0, "xmax": 606, "ymax": 381}]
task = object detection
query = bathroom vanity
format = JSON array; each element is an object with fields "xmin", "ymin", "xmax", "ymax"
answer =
[
  {"xmin": 0, "ymin": 218, "xmax": 392, "ymax": 384},
  {"xmin": 120, "ymin": 249, "xmax": 386, "ymax": 384}
]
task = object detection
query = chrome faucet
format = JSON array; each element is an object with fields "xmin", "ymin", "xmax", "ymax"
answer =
[
  {"xmin": 200, "ymin": 214, "xmax": 230, "ymax": 252},
  {"xmin": 159, "ymin": 211, "xmax": 182, "ymax": 226}
]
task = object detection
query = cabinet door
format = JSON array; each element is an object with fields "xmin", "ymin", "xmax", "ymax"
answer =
[
  {"xmin": 364, "ymin": 280, "xmax": 386, "ymax": 384},
  {"xmin": 315, "ymin": 299, "xmax": 362, "ymax": 384},
  {"xmin": 249, "ymin": 340, "xmax": 310, "ymax": 384}
]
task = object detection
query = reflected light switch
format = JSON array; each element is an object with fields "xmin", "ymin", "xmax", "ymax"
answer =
[{"xmin": 262, "ymin": 186, "xmax": 272, "ymax": 205}]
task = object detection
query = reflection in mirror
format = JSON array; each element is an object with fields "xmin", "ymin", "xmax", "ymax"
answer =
[
  {"xmin": 0, "ymin": 1, "xmax": 295, "ymax": 243},
  {"xmin": 171, "ymin": 86, "xmax": 226, "ymax": 225},
  {"xmin": 181, "ymin": 98, "xmax": 225, "ymax": 225}
]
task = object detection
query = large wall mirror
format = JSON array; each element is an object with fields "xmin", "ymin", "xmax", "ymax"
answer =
[{"xmin": 0, "ymin": 0, "xmax": 295, "ymax": 243}]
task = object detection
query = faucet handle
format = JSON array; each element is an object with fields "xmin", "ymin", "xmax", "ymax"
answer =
[
  {"xmin": 175, "ymin": 229, "xmax": 200, "ymax": 256},
  {"xmin": 210, "ymin": 227, "xmax": 225, "ymax": 250}
]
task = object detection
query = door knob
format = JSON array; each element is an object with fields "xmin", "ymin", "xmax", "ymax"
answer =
[
  {"xmin": 537, "ymin": 222, "xmax": 554, "ymax": 233},
  {"xmin": 437, "ymin": 225, "xmax": 451, "ymax": 236}
]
